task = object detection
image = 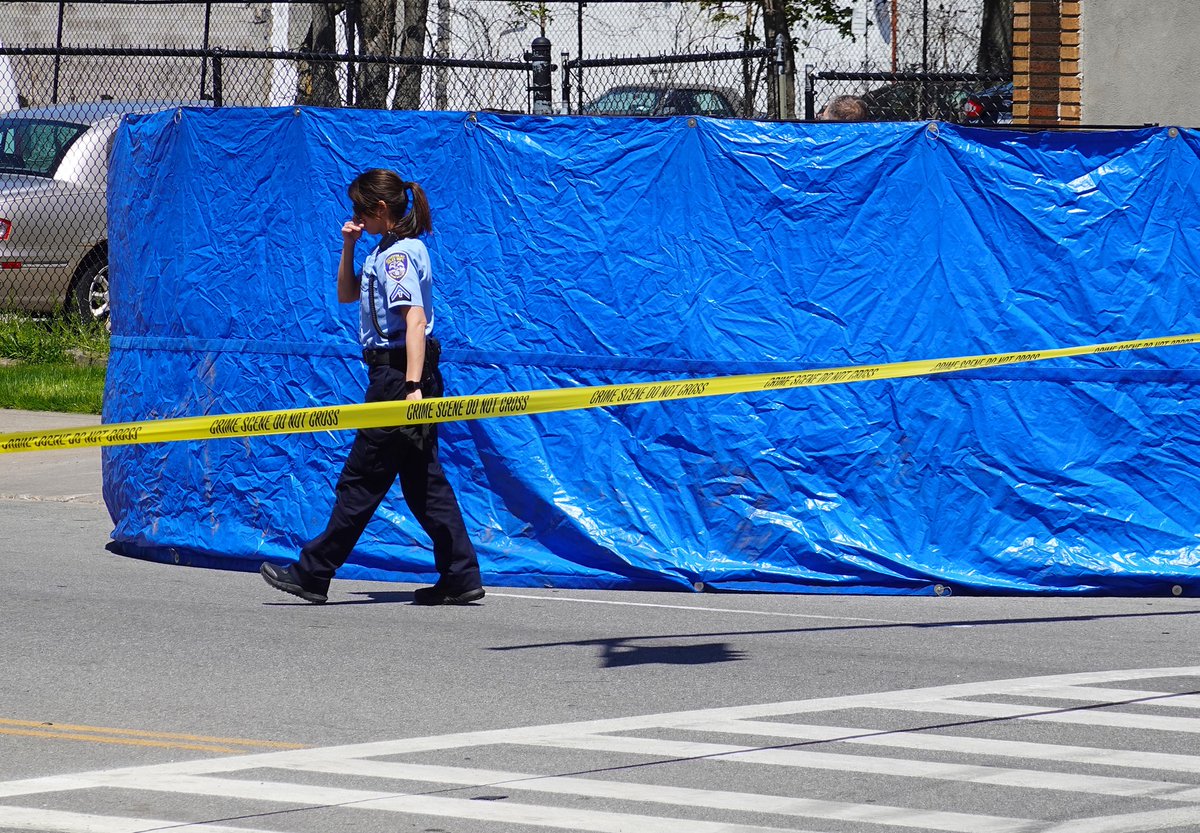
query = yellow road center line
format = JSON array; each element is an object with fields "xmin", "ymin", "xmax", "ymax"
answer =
[
  {"xmin": 0, "ymin": 726, "xmax": 264, "ymax": 754},
  {"xmin": 0, "ymin": 718, "xmax": 305, "ymax": 750}
]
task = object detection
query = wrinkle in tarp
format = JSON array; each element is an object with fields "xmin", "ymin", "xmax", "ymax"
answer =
[{"xmin": 103, "ymin": 109, "xmax": 1200, "ymax": 594}]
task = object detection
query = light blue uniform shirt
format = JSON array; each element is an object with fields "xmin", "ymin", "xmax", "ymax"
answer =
[{"xmin": 359, "ymin": 234, "xmax": 435, "ymax": 350}]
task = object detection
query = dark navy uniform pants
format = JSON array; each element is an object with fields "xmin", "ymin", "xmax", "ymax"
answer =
[{"xmin": 297, "ymin": 348, "xmax": 481, "ymax": 595}]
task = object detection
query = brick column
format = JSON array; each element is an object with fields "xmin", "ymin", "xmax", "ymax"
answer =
[{"xmin": 1013, "ymin": 0, "xmax": 1081, "ymax": 125}]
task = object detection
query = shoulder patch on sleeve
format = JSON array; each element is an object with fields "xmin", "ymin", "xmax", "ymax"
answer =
[
  {"xmin": 385, "ymin": 252, "xmax": 412, "ymax": 303},
  {"xmin": 385, "ymin": 252, "xmax": 409, "ymax": 280}
]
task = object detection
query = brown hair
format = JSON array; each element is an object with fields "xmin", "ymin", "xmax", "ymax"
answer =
[{"xmin": 347, "ymin": 168, "xmax": 432, "ymax": 238}]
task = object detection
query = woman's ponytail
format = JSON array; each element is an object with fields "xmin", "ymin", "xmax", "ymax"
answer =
[
  {"xmin": 394, "ymin": 181, "xmax": 432, "ymax": 239},
  {"xmin": 347, "ymin": 169, "xmax": 433, "ymax": 238}
]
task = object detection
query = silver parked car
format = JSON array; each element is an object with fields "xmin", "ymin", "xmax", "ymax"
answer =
[{"xmin": 0, "ymin": 101, "xmax": 197, "ymax": 324}]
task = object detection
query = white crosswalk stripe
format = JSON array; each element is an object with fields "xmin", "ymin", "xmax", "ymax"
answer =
[
  {"xmin": 697, "ymin": 718, "xmax": 1200, "ymax": 774},
  {"xmin": 0, "ymin": 806, "xmax": 281, "ymax": 833},
  {"xmin": 522, "ymin": 733, "xmax": 1200, "ymax": 799},
  {"xmin": 880, "ymin": 697, "xmax": 1200, "ymax": 733},
  {"xmin": 0, "ymin": 666, "xmax": 1198, "ymax": 832}
]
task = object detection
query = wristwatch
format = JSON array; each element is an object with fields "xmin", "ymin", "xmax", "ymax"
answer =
[{"xmin": 402, "ymin": 380, "xmax": 423, "ymax": 395}]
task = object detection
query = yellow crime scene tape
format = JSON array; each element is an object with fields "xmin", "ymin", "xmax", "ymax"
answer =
[{"xmin": 2, "ymin": 333, "xmax": 1198, "ymax": 455}]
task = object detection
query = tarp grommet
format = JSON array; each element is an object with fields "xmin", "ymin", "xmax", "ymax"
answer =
[
  {"xmin": 1169, "ymin": 127, "xmax": 1179, "ymax": 139},
  {"xmin": 925, "ymin": 122, "xmax": 941, "ymax": 140}
]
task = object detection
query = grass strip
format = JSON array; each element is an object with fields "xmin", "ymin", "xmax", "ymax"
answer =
[
  {"xmin": 0, "ymin": 364, "xmax": 106, "ymax": 414},
  {"xmin": 0, "ymin": 314, "xmax": 109, "ymax": 364}
]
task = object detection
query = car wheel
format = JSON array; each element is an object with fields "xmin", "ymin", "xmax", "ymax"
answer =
[{"xmin": 68, "ymin": 255, "xmax": 110, "ymax": 330}]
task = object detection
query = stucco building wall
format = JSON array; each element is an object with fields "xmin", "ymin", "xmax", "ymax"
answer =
[{"xmin": 1080, "ymin": 0, "xmax": 1200, "ymax": 127}]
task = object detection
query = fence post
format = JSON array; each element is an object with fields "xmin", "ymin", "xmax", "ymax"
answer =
[
  {"xmin": 774, "ymin": 34, "xmax": 786, "ymax": 120},
  {"xmin": 51, "ymin": 0, "xmax": 64, "ymax": 103},
  {"xmin": 211, "ymin": 48, "xmax": 223, "ymax": 107},
  {"xmin": 804, "ymin": 63, "xmax": 815, "ymax": 120},
  {"xmin": 200, "ymin": 1, "xmax": 212, "ymax": 100},
  {"xmin": 560, "ymin": 51, "xmax": 571, "ymax": 114},
  {"xmin": 527, "ymin": 35, "xmax": 552, "ymax": 115},
  {"xmin": 576, "ymin": 1, "xmax": 584, "ymax": 112}
]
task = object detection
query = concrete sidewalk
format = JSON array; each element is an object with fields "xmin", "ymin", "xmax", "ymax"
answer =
[{"xmin": 0, "ymin": 409, "xmax": 102, "ymax": 503}]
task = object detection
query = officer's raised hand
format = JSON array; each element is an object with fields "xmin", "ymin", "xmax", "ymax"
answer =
[
  {"xmin": 336, "ymin": 220, "xmax": 366, "ymax": 302},
  {"xmin": 342, "ymin": 219, "xmax": 364, "ymax": 244}
]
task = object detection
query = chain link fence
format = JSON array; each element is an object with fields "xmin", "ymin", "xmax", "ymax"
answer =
[
  {"xmin": 0, "ymin": 1, "xmax": 1005, "ymax": 117},
  {"xmin": 0, "ymin": 1, "xmax": 539, "ymax": 112},
  {"xmin": 799, "ymin": 0, "xmax": 1010, "ymax": 123},
  {"xmin": 0, "ymin": 0, "xmax": 1006, "ymax": 320}
]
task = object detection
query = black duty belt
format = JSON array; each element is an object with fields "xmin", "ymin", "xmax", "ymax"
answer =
[
  {"xmin": 362, "ymin": 348, "xmax": 406, "ymax": 368},
  {"xmin": 363, "ymin": 337, "xmax": 440, "ymax": 368}
]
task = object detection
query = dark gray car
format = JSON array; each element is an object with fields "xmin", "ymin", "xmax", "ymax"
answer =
[{"xmin": 583, "ymin": 85, "xmax": 742, "ymax": 118}]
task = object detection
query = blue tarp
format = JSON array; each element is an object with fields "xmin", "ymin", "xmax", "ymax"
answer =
[{"xmin": 102, "ymin": 109, "xmax": 1200, "ymax": 595}]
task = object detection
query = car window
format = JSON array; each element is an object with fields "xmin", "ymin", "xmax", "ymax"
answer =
[
  {"xmin": 661, "ymin": 90, "xmax": 694, "ymax": 115},
  {"xmin": 590, "ymin": 89, "xmax": 661, "ymax": 114},
  {"xmin": 0, "ymin": 118, "xmax": 88, "ymax": 176},
  {"xmin": 693, "ymin": 91, "xmax": 733, "ymax": 116}
]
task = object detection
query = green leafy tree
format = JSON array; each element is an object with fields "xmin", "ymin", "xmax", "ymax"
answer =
[{"xmin": 508, "ymin": 1, "xmax": 553, "ymax": 37}]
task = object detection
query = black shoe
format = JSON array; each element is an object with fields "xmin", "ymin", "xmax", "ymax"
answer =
[
  {"xmin": 412, "ymin": 584, "xmax": 485, "ymax": 606},
  {"xmin": 260, "ymin": 563, "xmax": 327, "ymax": 605}
]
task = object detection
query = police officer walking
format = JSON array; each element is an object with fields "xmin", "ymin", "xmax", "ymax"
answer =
[{"xmin": 260, "ymin": 168, "xmax": 484, "ymax": 606}]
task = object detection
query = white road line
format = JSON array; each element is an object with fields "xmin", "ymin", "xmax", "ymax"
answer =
[
  {"xmin": 696, "ymin": 718, "xmax": 1200, "ymax": 775},
  {"xmin": 880, "ymin": 699, "xmax": 1200, "ymax": 733},
  {"xmin": 109, "ymin": 774, "xmax": 828, "ymax": 833},
  {"xmin": 1016, "ymin": 685, "xmax": 1200, "ymax": 709},
  {"xmin": 523, "ymin": 734, "xmax": 1200, "ymax": 801},
  {"xmin": 278, "ymin": 757, "xmax": 1041, "ymax": 833},
  {"xmin": 487, "ymin": 592, "xmax": 900, "ymax": 623},
  {"xmin": 0, "ymin": 805, "xmax": 279, "ymax": 833},
  {"xmin": 368, "ymin": 794, "xmax": 823, "ymax": 833},
  {"xmin": 1040, "ymin": 806, "xmax": 1200, "ymax": 832}
]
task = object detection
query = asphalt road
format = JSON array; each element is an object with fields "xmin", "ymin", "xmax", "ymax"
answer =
[{"xmin": 2, "ymin": 409, "xmax": 1200, "ymax": 832}]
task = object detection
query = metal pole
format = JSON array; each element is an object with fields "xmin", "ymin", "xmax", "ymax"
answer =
[
  {"xmin": 921, "ymin": 0, "xmax": 929, "ymax": 119},
  {"xmin": 527, "ymin": 36, "xmax": 552, "ymax": 115},
  {"xmin": 200, "ymin": 1, "xmax": 212, "ymax": 100},
  {"xmin": 576, "ymin": 1, "xmax": 584, "ymax": 112},
  {"xmin": 774, "ymin": 33, "xmax": 785, "ymax": 120},
  {"xmin": 211, "ymin": 48, "xmax": 223, "ymax": 107},
  {"xmin": 803, "ymin": 63, "xmax": 814, "ymax": 120},
  {"xmin": 51, "ymin": 0, "xmax": 64, "ymax": 103},
  {"xmin": 890, "ymin": 0, "xmax": 897, "ymax": 74},
  {"xmin": 561, "ymin": 50, "xmax": 570, "ymax": 114},
  {"xmin": 922, "ymin": 0, "xmax": 929, "ymax": 72}
]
